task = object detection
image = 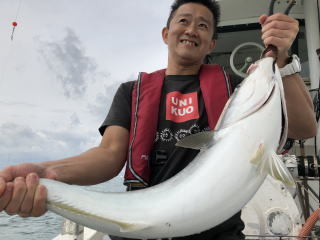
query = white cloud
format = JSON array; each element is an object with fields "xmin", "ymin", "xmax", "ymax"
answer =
[
  {"xmin": 0, "ymin": 0, "xmax": 173, "ymax": 168},
  {"xmin": 0, "ymin": 122, "xmax": 98, "ymax": 167},
  {"xmin": 87, "ymin": 81, "xmax": 120, "ymax": 121},
  {"xmin": 70, "ymin": 112, "xmax": 81, "ymax": 126},
  {"xmin": 38, "ymin": 28, "xmax": 98, "ymax": 99}
]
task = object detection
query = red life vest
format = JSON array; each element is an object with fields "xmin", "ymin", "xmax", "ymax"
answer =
[{"xmin": 124, "ymin": 65, "xmax": 232, "ymax": 188}]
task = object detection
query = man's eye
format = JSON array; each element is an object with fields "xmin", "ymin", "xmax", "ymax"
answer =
[
  {"xmin": 179, "ymin": 18, "xmax": 187, "ymax": 23},
  {"xmin": 199, "ymin": 23, "xmax": 208, "ymax": 29}
]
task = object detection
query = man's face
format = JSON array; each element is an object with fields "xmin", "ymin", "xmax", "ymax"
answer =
[{"xmin": 162, "ymin": 3, "xmax": 216, "ymax": 66}]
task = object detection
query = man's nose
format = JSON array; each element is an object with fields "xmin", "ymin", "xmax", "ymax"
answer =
[{"xmin": 184, "ymin": 23, "xmax": 198, "ymax": 37}]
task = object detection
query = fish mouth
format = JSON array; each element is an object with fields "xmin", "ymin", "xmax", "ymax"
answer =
[{"xmin": 180, "ymin": 39, "xmax": 199, "ymax": 47}]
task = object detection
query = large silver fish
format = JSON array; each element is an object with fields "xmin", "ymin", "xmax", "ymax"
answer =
[{"xmin": 40, "ymin": 57, "xmax": 294, "ymax": 239}]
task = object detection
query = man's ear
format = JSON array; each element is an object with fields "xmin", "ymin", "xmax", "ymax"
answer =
[
  {"xmin": 208, "ymin": 39, "xmax": 216, "ymax": 54},
  {"xmin": 162, "ymin": 27, "xmax": 169, "ymax": 45}
]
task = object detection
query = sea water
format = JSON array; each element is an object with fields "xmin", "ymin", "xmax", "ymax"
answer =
[{"xmin": 0, "ymin": 211, "xmax": 63, "ymax": 240}]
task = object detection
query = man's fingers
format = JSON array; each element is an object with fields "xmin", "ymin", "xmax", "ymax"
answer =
[
  {"xmin": 262, "ymin": 21, "xmax": 298, "ymax": 39},
  {"xmin": 262, "ymin": 29, "xmax": 291, "ymax": 42},
  {"xmin": 262, "ymin": 35, "xmax": 291, "ymax": 47},
  {"xmin": 259, "ymin": 14, "xmax": 268, "ymax": 25},
  {"xmin": 259, "ymin": 12, "xmax": 299, "ymax": 58},
  {"xmin": 0, "ymin": 182, "xmax": 13, "ymax": 212},
  {"xmin": 0, "ymin": 165, "xmax": 15, "ymax": 183},
  {"xmin": 261, "ymin": 13, "xmax": 296, "ymax": 26},
  {"xmin": 262, "ymin": 21, "xmax": 293, "ymax": 36},
  {"xmin": 5, "ymin": 177, "xmax": 27, "ymax": 215},
  {"xmin": 262, "ymin": 36, "xmax": 292, "ymax": 52},
  {"xmin": 0, "ymin": 177, "xmax": 6, "ymax": 197},
  {"xmin": 31, "ymin": 184, "xmax": 47, "ymax": 217},
  {"xmin": 260, "ymin": 13, "xmax": 299, "ymax": 39},
  {"xmin": 19, "ymin": 173, "xmax": 39, "ymax": 216}
]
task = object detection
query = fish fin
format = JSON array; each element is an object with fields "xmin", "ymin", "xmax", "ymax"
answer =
[
  {"xmin": 250, "ymin": 143, "xmax": 265, "ymax": 165},
  {"xmin": 48, "ymin": 200, "xmax": 150, "ymax": 233},
  {"xmin": 112, "ymin": 221, "xmax": 150, "ymax": 233},
  {"xmin": 175, "ymin": 131, "xmax": 214, "ymax": 150},
  {"xmin": 275, "ymin": 66, "xmax": 289, "ymax": 153},
  {"xmin": 258, "ymin": 151, "xmax": 295, "ymax": 187}
]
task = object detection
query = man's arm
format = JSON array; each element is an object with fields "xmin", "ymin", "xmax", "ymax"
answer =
[
  {"xmin": 282, "ymin": 74, "xmax": 317, "ymax": 139},
  {"xmin": 42, "ymin": 125, "xmax": 129, "ymax": 185},
  {"xmin": 0, "ymin": 125, "xmax": 129, "ymax": 217},
  {"xmin": 260, "ymin": 13, "xmax": 317, "ymax": 139}
]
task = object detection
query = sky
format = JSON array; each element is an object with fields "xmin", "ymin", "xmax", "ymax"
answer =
[{"xmin": 0, "ymin": 0, "xmax": 173, "ymax": 167}]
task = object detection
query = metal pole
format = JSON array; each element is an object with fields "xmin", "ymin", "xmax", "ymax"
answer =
[{"xmin": 303, "ymin": 0, "xmax": 320, "ymax": 89}]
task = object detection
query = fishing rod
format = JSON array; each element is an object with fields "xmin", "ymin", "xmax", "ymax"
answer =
[
  {"xmin": 262, "ymin": 0, "xmax": 297, "ymax": 63},
  {"xmin": 269, "ymin": 0, "xmax": 297, "ymax": 15}
]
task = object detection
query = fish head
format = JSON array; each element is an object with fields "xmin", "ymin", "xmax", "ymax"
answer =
[{"xmin": 215, "ymin": 57, "xmax": 279, "ymax": 130}]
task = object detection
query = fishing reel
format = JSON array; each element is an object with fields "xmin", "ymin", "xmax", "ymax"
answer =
[
  {"xmin": 297, "ymin": 156, "xmax": 320, "ymax": 178},
  {"xmin": 311, "ymin": 88, "xmax": 320, "ymax": 122},
  {"xmin": 284, "ymin": 154, "xmax": 320, "ymax": 178}
]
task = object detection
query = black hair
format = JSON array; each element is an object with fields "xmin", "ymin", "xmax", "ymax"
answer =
[{"xmin": 166, "ymin": 0, "xmax": 221, "ymax": 39}]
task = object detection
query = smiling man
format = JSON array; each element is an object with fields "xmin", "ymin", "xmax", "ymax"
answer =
[
  {"xmin": 163, "ymin": 2, "xmax": 217, "ymax": 75},
  {"xmin": 0, "ymin": 0, "xmax": 317, "ymax": 240}
]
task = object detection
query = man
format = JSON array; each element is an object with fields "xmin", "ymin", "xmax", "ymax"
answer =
[{"xmin": 0, "ymin": 0, "xmax": 317, "ymax": 239}]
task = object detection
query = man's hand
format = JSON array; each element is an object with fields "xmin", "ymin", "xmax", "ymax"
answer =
[
  {"xmin": 0, "ymin": 126, "xmax": 129, "ymax": 217},
  {"xmin": 0, "ymin": 163, "xmax": 57, "ymax": 217},
  {"xmin": 259, "ymin": 13, "xmax": 299, "ymax": 67}
]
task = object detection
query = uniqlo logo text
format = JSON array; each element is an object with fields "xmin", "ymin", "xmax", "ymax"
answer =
[{"xmin": 166, "ymin": 91, "xmax": 199, "ymax": 123}]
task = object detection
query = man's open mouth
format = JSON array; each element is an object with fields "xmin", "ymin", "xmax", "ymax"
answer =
[{"xmin": 180, "ymin": 40, "xmax": 198, "ymax": 47}]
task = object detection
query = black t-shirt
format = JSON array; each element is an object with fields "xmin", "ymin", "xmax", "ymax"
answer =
[
  {"xmin": 150, "ymin": 75, "xmax": 209, "ymax": 185},
  {"xmin": 99, "ymin": 74, "xmax": 242, "ymax": 185},
  {"xmin": 99, "ymin": 73, "xmax": 245, "ymax": 240}
]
